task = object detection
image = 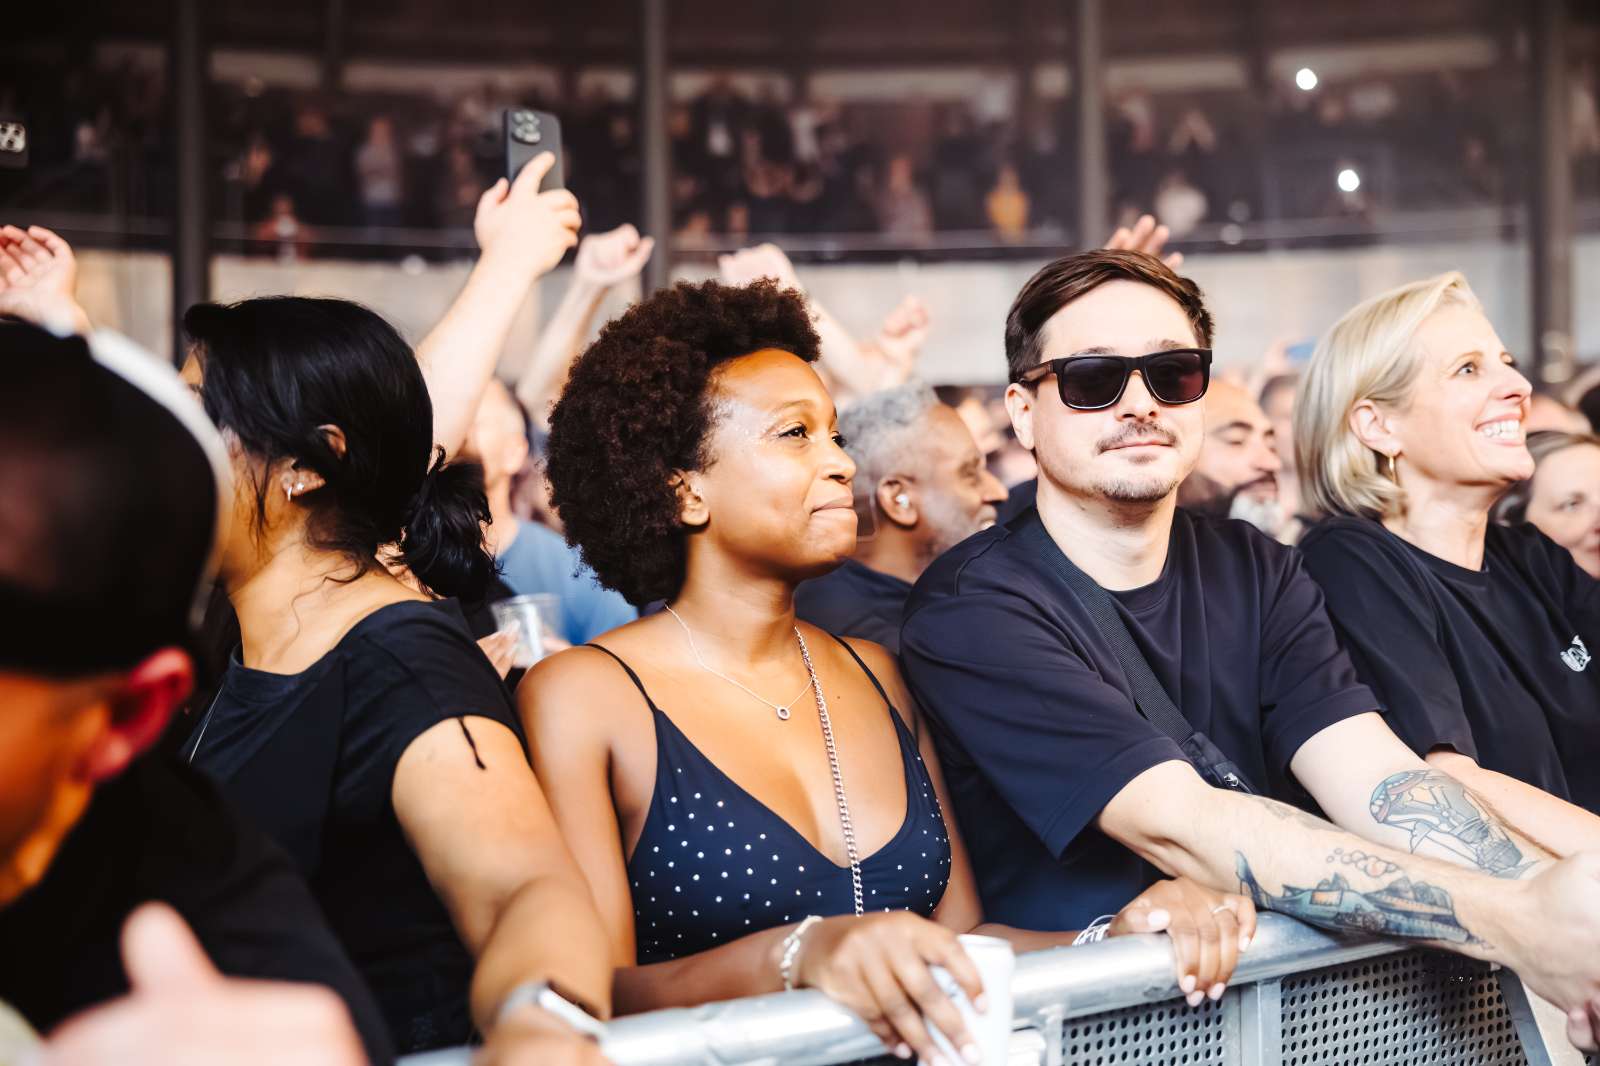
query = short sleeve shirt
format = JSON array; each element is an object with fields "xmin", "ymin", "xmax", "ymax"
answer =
[
  {"xmin": 183, "ymin": 599, "xmax": 523, "ymax": 1053},
  {"xmin": 795, "ymin": 559, "xmax": 914, "ymax": 652},
  {"xmin": 1299, "ymin": 516, "xmax": 1600, "ymax": 813},
  {"xmin": 899, "ymin": 508, "xmax": 1375, "ymax": 931}
]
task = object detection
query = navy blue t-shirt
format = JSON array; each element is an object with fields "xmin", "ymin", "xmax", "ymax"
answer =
[
  {"xmin": 1299, "ymin": 516, "xmax": 1600, "ymax": 814},
  {"xmin": 900, "ymin": 507, "xmax": 1376, "ymax": 931},
  {"xmin": 795, "ymin": 559, "xmax": 914, "ymax": 652}
]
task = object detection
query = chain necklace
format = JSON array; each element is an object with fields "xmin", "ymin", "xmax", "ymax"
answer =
[
  {"xmin": 797, "ymin": 629, "xmax": 865, "ymax": 916},
  {"xmin": 665, "ymin": 604, "xmax": 812, "ymax": 721}
]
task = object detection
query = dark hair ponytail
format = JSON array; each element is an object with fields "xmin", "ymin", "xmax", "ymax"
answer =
[
  {"xmin": 184, "ymin": 296, "xmax": 496, "ymax": 602},
  {"xmin": 398, "ymin": 447, "xmax": 497, "ymax": 600}
]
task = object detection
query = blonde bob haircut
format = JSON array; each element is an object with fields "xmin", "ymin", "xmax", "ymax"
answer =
[{"xmin": 1296, "ymin": 271, "xmax": 1484, "ymax": 520}]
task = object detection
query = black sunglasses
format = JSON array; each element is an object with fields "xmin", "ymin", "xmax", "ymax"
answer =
[{"xmin": 1014, "ymin": 348, "xmax": 1213, "ymax": 410}]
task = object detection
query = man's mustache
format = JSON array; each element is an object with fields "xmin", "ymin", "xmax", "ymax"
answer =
[{"xmin": 1097, "ymin": 422, "xmax": 1179, "ymax": 453}]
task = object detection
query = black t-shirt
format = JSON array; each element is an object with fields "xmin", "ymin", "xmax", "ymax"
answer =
[
  {"xmin": 900, "ymin": 507, "xmax": 1375, "ymax": 931},
  {"xmin": 795, "ymin": 559, "xmax": 914, "ymax": 652},
  {"xmin": 181, "ymin": 599, "xmax": 523, "ymax": 1053},
  {"xmin": 1299, "ymin": 516, "xmax": 1600, "ymax": 813},
  {"xmin": 0, "ymin": 753, "xmax": 393, "ymax": 1065},
  {"xmin": 996, "ymin": 478, "xmax": 1038, "ymax": 526}
]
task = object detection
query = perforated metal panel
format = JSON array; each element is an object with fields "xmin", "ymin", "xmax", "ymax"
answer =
[
  {"xmin": 1058, "ymin": 996, "xmax": 1229, "ymax": 1065},
  {"xmin": 1280, "ymin": 950, "xmax": 1527, "ymax": 1066}
]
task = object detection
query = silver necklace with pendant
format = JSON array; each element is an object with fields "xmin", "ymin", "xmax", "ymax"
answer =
[{"xmin": 665, "ymin": 603, "xmax": 811, "ymax": 720}]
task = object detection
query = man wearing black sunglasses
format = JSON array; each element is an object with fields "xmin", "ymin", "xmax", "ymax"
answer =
[{"xmin": 900, "ymin": 250, "xmax": 1600, "ymax": 1048}]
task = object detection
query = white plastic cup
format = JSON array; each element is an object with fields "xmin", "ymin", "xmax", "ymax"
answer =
[
  {"xmin": 924, "ymin": 933, "xmax": 1015, "ymax": 1066},
  {"xmin": 490, "ymin": 593, "xmax": 560, "ymax": 667}
]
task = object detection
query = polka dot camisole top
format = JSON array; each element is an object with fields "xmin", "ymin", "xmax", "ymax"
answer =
[{"xmin": 586, "ymin": 635, "xmax": 954, "ymax": 965}]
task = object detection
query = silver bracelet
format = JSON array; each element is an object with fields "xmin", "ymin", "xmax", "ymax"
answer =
[
  {"xmin": 1071, "ymin": 914, "xmax": 1119, "ymax": 946},
  {"xmin": 780, "ymin": 915, "xmax": 825, "ymax": 990}
]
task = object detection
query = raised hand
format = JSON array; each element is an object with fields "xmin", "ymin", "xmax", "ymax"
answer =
[
  {"xmin": 40, "ymin": 904, "xmax": 365, "ymax": 1066},
  {"xmin": 1107, "ymin": 877, "xmax": 1256, "ymax": 1007},
  {"xmin": 574, "ymin": 224, "xmax": 655, "ymax": 290},
  {"xmin": 871, "ymin": 295, "xmax": 931, "ymax": 378},
  {"xmin": 474, "ymin": 154, "xmax": 583, "ymax": 279},
  {"xmin": 1103, "ymin": 214, "xmax": 1184, "ymax": 270},
  {"xmin": 0, "ymin": 225, "xmax": 77, "ymax": 297},
  {"xmin": 0, "ymin": 224, "xmax": 90, "ymax": 334},
  {"xmin": 717, "ymin": 243, "xmax": 803, "ymax": 293},
  {"xmin": 794, "ymin": 911, "xmax": 984, "ymax": 1065}
]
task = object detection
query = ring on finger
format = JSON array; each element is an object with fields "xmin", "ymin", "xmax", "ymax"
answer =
[{"xmin": 1210, "ymin": 904, "xmax": 1231, "ymax": 915}]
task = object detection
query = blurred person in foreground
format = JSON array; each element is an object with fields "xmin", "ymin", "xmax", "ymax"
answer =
[
  {"xmin": 1296, "ymin": 274, "xmax": 1600, "ymax": 843},
  {"xmin": 900, "ymin": 249, "xmax": 1600, "ymax": 1051},
  {"xmin": 521, "ymin": 280, "xmax": 1256, "ymax": 1065},
  {"xmin": 0, "ymin": 321, "xmax": 386, "ymax": 1065},
  {"xmin": 795, "ymin": 382, "xmax": 1007, "ymax": 651},
  {"xmin": 175, "ymin": 296, "xmax": 613, "ymax": 1055},
  {"xmin": 1494, "ymin": 431, "xmax": 1600, "ymax": 579}
]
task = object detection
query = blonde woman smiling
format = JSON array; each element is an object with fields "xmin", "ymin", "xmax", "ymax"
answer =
[{"xmin": 1295, "ymin": 272, "xmax": 1600, "ymax": 840}]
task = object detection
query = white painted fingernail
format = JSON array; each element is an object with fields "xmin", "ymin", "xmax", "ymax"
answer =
[
  {"xmin": 962, "ymin": 1043, "xmax": 982, "ymax": 1064},
  {"xmin": 894, "ymin": 1043, "xmax": 912, "ymax": 1060},
  {"xmin": 1240, "ymin": 933, "xmax": 1251, "ymax": 951},
  {"xmin": 1180, "ymin": 974, "xmax": 1197, "ymax": 995},
  {"xmin": 1186, "ymin": 990, "xmax": 1205, "ymax": 1008},
  {"xmin": 974, "ymin": 993, "xmax": 989, "ymax": 1012},
  {"xmin": 1209, "ymin": 983, "xmax": 1226, "ymax": 1001}
]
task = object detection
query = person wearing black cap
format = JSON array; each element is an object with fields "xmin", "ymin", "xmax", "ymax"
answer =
[{"xmin": 0, "ymin": 320, "xmax": 386, "ymax": 1065}]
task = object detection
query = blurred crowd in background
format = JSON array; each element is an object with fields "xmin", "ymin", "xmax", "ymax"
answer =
[{"xmin": 5, "ymin": 52, "xmax": 1599, "ymax": 258}]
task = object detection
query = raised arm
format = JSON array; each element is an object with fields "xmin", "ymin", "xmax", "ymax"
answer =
[
  {"xmin": 514, "ymin": 224, "xmax": 654, "ymax": 429},
  {"xmin": 418, "ymin": 154, "xmax": 581, "ymax": 456}
]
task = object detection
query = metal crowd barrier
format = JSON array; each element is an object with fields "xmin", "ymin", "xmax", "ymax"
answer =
[{"xmin": 402, "ymin": 915, "xmax": 1571, "ymax": 1066}]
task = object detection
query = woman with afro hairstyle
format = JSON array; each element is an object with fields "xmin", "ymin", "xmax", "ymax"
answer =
[{"xmin": 522, "ymin": 279, "xmax": 1257, "ymax": 1060}]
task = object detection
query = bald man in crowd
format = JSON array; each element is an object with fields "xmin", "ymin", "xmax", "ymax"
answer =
[{"xmin": 1178, "ymin": 377, "xmax": 1294, "ymax": 540}]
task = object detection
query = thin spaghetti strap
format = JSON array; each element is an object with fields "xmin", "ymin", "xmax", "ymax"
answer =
[
  {"xmin": 581, "ymin": 643, "xmax": 664, "ymax": 714},
  {"xmin": 826, "ymin": 632, "xmax": 895, "ymax": 711},
  {"xmin": 825, "ymin": 632, "xmax": 920, "ymax": 744}
]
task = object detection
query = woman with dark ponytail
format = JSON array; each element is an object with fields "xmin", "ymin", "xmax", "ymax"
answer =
[{"xmin": 176, "ymin": 296, "xmax": 613, "ymax": 1057}]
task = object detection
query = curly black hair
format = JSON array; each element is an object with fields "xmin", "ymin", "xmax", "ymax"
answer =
[{"xmin": 546, "ymin": 279, "xmax": 821, "ymax": 606}]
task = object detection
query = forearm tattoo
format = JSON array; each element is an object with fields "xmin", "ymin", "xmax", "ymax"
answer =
[
  {"xmin": 1235, "ymin": 852, "xmax": 1480, "ymax": 945},
  {"xmin": 1368, "ymin": 770, "xmax": 1531, "ymax": 878}
]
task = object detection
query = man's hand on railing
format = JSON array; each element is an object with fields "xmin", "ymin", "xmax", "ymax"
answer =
[
  {"xmin": 475, "ymin": 1005, "xmax": 612, "ymax": 1066},
  {"xmin": 0, "ymin": 224, "xmax": 92, "ymax": 335},
  {"xmin": 792, "ymin": 911, "xmax": 982, "ymax": 1066},
  {"xmin": 1107, "ymin": 877, "xmax": 1257, "ymax": 1008}
]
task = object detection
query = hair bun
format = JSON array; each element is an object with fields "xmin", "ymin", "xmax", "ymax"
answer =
[{"xmin": 398, "ymin": 447, "xmax": 497, "ymax": 601}]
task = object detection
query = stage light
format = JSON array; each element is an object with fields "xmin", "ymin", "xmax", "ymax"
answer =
[
  {"xmin": 1336, "ymin": 168, "xmax": 1361, "ymax": 193},
  {"xmin": 1295, "ymin": 68, "xmax": 1318, "ymax": 92}
]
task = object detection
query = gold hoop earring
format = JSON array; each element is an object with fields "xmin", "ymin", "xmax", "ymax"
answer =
[{"xmin": 1386, "ymin": 453, "xmax": 1399, "ymax": 482}]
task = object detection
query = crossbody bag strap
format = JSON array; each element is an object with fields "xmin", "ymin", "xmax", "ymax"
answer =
[{"xmin": 1012, "ymin": 511, "xmax": 1257, "ymax": 793}]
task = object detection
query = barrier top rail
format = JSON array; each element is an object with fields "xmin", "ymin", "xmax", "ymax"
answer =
[{"xmin": 402, "ymin": 914, "xmax": 1485, "ymax": 1066}]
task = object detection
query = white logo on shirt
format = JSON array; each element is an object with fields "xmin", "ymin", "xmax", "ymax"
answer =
[{"xmin": 1560, "ymin": 635, "xmax": 1591, "ymax": 672}]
